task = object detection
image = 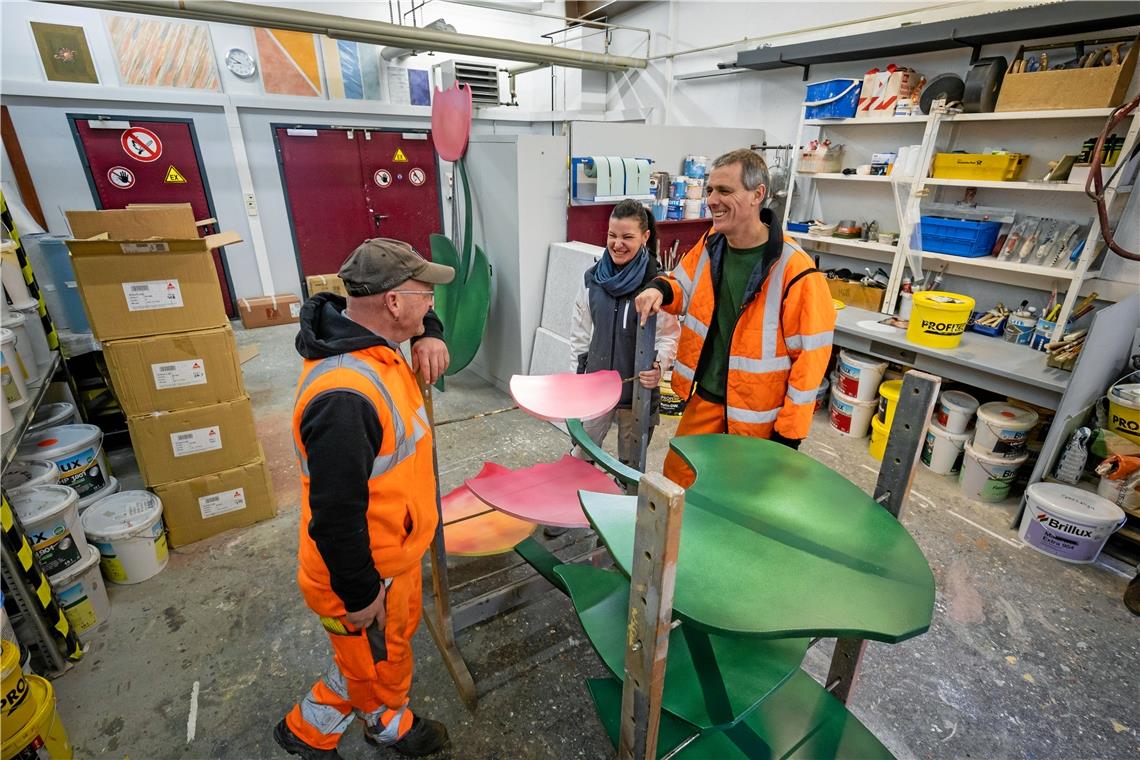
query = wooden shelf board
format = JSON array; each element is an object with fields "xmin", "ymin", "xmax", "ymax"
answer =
[{"xmin": 920, "ymin": 252, "xmax": 1080, "ymax": 279}]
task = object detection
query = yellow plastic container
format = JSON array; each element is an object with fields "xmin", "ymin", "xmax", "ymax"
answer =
[
  {"xmin": 1, "ymin": 675, "xmax": 72, "ymax": 760},
  {"xmin": 1, "ymin": 640, "xmax": 36, "ymax": 734},
  {"xmin": 931, "ymin": 152, "xmax": 1027, "ymax": 181},
  {"xmin": 877, "ymin": 380, "xmax": 902, "ymax": 429},
  {"xmin": 869, "ymin": 416, "xmax": 889, "ymax": 461},
  {"xmin": 1107, "ymin": 379, "xmax": 1140, "ymax": 445},
  {"xmin": 907, "ymin": 291, "xmax": 975, "ymax": 349}
]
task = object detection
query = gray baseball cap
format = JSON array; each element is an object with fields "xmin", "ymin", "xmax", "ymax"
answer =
[{"xmin": 338, "ymin": 238, "xmax": 455, "ymax": 296}]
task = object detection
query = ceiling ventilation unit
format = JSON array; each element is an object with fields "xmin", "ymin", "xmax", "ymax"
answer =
[{"xmin": 435, "ymin": 60, "xmax": 508, "ymax": 106}]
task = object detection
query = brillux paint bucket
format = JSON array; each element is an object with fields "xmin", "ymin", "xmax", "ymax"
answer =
[
  {"xmin": 1106, "ymin": 376, "xmax": 1140, "ymax": 445},
  {"xmin": 921, "ymin": 421, "xmax": 971, "ymax": 475},
  {"xmin": 835, "ymin": 350, "xmax": 888, "ymax": 402},
  {"xmin": 1019, "ymin": 483, "xmax": 1126, "ymax": 564},
  {"xmin": 906, "ymin": 291, "xmax": 975, "ymax": 349},
  {"xmin": 934, "ymin": 390, "xmax": 979, "ymax": 435},
  {"xmin": 27, "ymin": 402, "xmax": 80, "ymax": 435},
  {"xmin": 1, "ymin": 639, "xmax": 35, "ymax": 735},
  {"xmin": 0, "ymin": 675, "xmax": 73, "ymax": 760},
  {"xmin": 9, "ymin": 485, "xmax": 88, "ymax": 577},
  {"xmin": 81, "ymin": 491, "xmax": 169, "ymax": 585},
  {"xmin": 48, "ymin": 545, "xmax": 110, "ymax": 634},
  {"xmin": 19, "ymin": 424, "xmax": 109, "ymax": 499},
  {"xmin": 876, "ymin": 379, "xmax": 902, "ymax": 428},
  {"xmin": 959, "ymin": 441, "xmax": 1028, "ymax": 502},
  {"xmin": 2, "ymin": 458, "xmax": 60, "ymax": 493},
  {"xmin": 868, "ymin": 416, "xmax": 888, "ymax": 460},
  {"xmin": 1, "ymin": 329, "xmax": 29, "ymax": 411},
  {"xmin": 829, "ymin": 387, "xmax": 877, "ymax": 438},
  {"xmin": 814, "ymin": 376, "xmax": 830, "ymax": 412},
  {"xmin": 77, "ymin": 476, "xmax": 119, "ymax": 513},
  {"xmin": 973, "ymin": 402, "xmax": 1038, "ymax": 458}
]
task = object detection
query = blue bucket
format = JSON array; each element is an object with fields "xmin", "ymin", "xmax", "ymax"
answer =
[{"xmin": 804, "ymin": 79, "xmax": 862, "ymax": 120}]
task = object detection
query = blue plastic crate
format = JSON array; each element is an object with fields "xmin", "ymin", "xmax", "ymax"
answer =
[
  {"xmin": 787, "ymin": 220, "xmax": 812, "ymax": 233},
  {"xmin": 803, "ymin": 79, "xmax": 862, "ymax": 120},
  {"xmin": 913, "ymin": 216, "xmax": 1002, "ymax": 257},
  {"xmin": 968, "ymin": 311, "xmax": 1006, "ymax": 337}
]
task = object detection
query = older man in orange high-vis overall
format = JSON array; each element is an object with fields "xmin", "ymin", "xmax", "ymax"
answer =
[
  {"xmin": 275, "ymin": 239, "xmax": 454, "ymax": 759},
  {"xmin": 636, "ymin": 149, "xmax": 836, "ymax": 487}
]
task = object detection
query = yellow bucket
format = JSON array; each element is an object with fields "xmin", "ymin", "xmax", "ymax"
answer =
[
  {"xmin": 1, "ymin": 675, "xmax": 72, "ymax": 760},
  {"xmin": 869, "ymin": 416, "xmax": 889, "ymax": 461},
  {"xmin": 659, "ymin": 379, "xmax": 685, "ymax": 417},
  {"xmin": 1107, "ymin": 378, "xmax": 1140, "ymax": 445},
  {"xmin": 877, "ymin": 379, "xmax": 902, "ymax": 428},
  {"xmin": 907, "ymin": 291, "xmax": 975, "ymax": 349},
  {"xmin": 1, "ymin": 640, "xmax": 37, "ymax": 734}
]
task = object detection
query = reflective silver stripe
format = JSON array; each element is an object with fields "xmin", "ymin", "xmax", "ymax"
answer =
[
  {"xmin": 684, "ymin": 317, "xmax": 709, "ymax": 340},
  {"xmin": 687, "ymin": 249, "xmax": 710, "ymax": 313},
  {"xmin": 728, "ymin": 355, "xmax": 791, "ymax": 373},
  {"xmin": 726, "ymin": 405, "xmax": 781, "ymax": 424},
  {"xmin": 366, "ymin": 704, "xmax": 409, "ymax": 745},
  {"xmin": 323, "ymin": 661, "xmax": 350, "ymax": 700},
  {"xmin": 784, "ymin": 330, "xmax": 834, "ymax": 352},
  {"xmin": 673, "ymin": 265, "xmax": 693, "ymax": 306},
  {"xmin": 299, "ymin": 693, "xmax": 354, "ymax": 736},
  {"xmin": 761, "ymin": 244, "xmax": 795, "ymax": 359},
  {"xmin": 787, "ymin": 385, "xmax": 818, "ymax": 405},
  {"xmin": 672, "ymin": 360, "xmax": 695, "ymax": 381}
]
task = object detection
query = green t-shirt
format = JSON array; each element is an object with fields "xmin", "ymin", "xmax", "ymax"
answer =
[{"xmin": 697, "ymin": 243, "xmax": 767, "ymax": 400}]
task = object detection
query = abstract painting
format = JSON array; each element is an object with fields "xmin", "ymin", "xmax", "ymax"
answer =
[
  {"xmin": 106, "ymin": 16, "xmax": 219, "ymax": 90},
  {"xmin": 30, "ymin": 22, "xmax": 99, "ymax": 84},
  {"xmin": 255, "ymin": 28, "xmax": 322, "ymax": 97},
  {"xmin": 409, "ymin": 69, "xmax": 431, "ymax": 105},
  {"xmin": 320, "ymin": 37, "xmax": 383, "ymax": 100}
]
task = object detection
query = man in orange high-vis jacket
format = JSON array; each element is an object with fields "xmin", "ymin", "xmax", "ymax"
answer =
[
  {"xmin": 275, "ymin": 239, "xmax": 454, "ymax": 759},
  {"xmin": 635, "ymin": 149, "xmax": 836, "ymax": 488}
]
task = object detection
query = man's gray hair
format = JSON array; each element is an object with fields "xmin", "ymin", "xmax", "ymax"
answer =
[{"xmin": 711, "ymin": 149, "xmax": 770, "ymax": 192}]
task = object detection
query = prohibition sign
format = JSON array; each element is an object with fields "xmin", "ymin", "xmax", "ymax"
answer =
[
  {"xmin": 121, "ymin": 127, "xmax": 163, "ymax": 162},
  {"xmin": 107, "ymin": 166, "xmax": 136, "ymax": 189},
  {"xmin": 408, "ymin": 167, "xmax": 426, "ymax": 187},
  {"xmin": 374, "ymin": 169, "xmax": 393, "ymax": 188}
]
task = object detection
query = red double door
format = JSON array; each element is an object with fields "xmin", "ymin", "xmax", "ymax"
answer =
[{"xmin": 274, "ymin": 127, "xmax": 442, "ymax": 291}]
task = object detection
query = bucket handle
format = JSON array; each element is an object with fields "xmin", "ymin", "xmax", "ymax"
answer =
[{"xmin": 803, "ymin": 80, "xmax": 861, "ymax": 107}]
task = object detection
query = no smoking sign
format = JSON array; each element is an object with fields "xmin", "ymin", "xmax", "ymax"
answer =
[
  {"xmin": 408, "ymin": 168, "xmax": 426, "ymax": 186},
  {"xmin": 121, "ymin": 127, "xmax": 163, "ymax": 162}
]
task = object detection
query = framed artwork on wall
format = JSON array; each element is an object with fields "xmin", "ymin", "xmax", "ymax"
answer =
[
  {"xmin": 30, "ymin": 21, "xmax": 99, "ymax": 84},
  {"xmin": 254, "ymin": 28, "xmax": 323, "ymax": 97},
  {"xmin": 105, "ymin": 15, "xmax": 220, "ymax": 90}
]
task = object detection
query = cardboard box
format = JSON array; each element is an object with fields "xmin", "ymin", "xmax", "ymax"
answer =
[
  {"xmin": 153, "ymin": 453, "xmax": 276, "ymax": 548},
  {"xmin": 996, "ymin": 36, "xmax": 1138, "ymax": 112},
  {"xmin": 65, "ymin": 206, "xmax": 240, "ymax": 341},
  {"xmin": 104, "ymin": 326, "xmax": 245, "ymax": 416},
  {"xmin": 827, "ymin": 279, "xmax": 885, "ymax": 312},
  {"xmin": 305, "ymin": 274, "xmax": 347, "ymax": 298},
  {"xmin": 237, "ymin": 294, "xmax": 302, "ymax": 329},
  {"xmin": 128, "ymin": 397, "xmax": 260, "ymax": 486},
  {"xmin": 856, "ymin": 68, "xmax": 919, "ymax": 118}
]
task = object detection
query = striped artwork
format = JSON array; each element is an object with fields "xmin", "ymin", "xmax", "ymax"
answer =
[
  {"xmin": 255, "ymin": 28, "xmax": 322, "ymax": 97},
  {"xmin": 319, "ymin": 37, "xmax": 382, "ymax": 100},
  {"xmin": 106, "ymin": 16, "xmax": 219, "ymax": 90}
]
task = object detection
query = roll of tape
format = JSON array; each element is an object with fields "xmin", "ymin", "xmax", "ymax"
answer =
[{"xmin": 963, "ymin": 57, "xmax": 1007, "ymax": 113}]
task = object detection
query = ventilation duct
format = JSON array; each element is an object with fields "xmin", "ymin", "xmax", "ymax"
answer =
[{"xmin": 381, "ymin": 18, "xmax": 457, "ymax": 62}]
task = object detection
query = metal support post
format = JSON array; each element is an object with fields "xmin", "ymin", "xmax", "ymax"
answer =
[{"xmin": 630, "ymin": 317, "xmax": 658, "ymax": 474}]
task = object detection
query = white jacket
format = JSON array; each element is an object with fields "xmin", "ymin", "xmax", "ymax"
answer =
[{"xmin": 568, "ymin": 279, "xmax": 681, "ymax": 373}]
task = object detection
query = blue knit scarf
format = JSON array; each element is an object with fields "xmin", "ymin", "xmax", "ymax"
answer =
[{"xmin": 593, "ymin": 247, "xmax": 649, "ymax": 297}]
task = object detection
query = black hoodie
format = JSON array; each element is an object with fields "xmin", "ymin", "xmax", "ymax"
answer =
[{"xmin": 294, "ymin": 293, "xmax": 444, "ymax": 612}]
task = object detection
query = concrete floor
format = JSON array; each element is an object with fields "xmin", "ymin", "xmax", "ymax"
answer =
[{"xmin": 50, "ymin": 323, "xmax": 1139, "ymax": 760}]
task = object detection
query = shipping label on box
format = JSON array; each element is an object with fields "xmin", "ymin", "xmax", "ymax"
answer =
[
  {"xmin": 237, "ymin": 293, "xmax": 302, "ymax": 329},
  {"xmin": 123, "ymin": 279, "xmax": 184, "ymax": 310},
  {"xmin": 153, "ymin": 455, "xmax": 276, "ymax": 548},
  {"xmin": 127, "ymin": 397, "xmax": 259, "ymax": 486},
  {"xmin": 170, "ymin": 425, "xmax": 222, "ymax": 457},
  {"xmin": 199, "ymin": 486, "xmax": 246, "ymax": 519},
  {"xmin": 152, "ymin": 358, "xmax": 207, "ymax": 389}
]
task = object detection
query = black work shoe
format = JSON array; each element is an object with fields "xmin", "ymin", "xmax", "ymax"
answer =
[
  {"xmin": 274, "ymin": 718, "xmax": 344, "ymax": 759},
  {"xmin": 1125, "ymin": 573, "xmax": 1140, "ymax": 616},
  {"xmin": 365, "ymin": 715, "xmax": 451, "ymax": 757},
  {"xmin": 543, "ymin": 525, "xmax": 568, "ymax": 538}
]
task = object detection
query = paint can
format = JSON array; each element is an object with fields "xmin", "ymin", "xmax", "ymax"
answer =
[
  {"xmin": 18, "ymin": 424, "xmax": 109, "ymax": 499},
  {"xmin": 666, "ymin": 199, "xmax": 684, "ymax": 220},
  {"xmin": 1, "ymin": 329, "xmax": 29, "ymax": 411},
  {"xmin": 684, "ymin": 178, "xmax": 704, "ymax": 199},
  {"xmin": 906, "ymin": 291, "xmax": 974, "ymax": 349},
  {"xmin": 1, "ymin": 390, "xmax": 11, "ymax": 435},
  {"xmin": 934, "ymin": 390, "xmax": 979, "ymax": 434},
  {"xmin": 876, "ymin": 379, "xmax": 902, "ymax": 428},
  {"xmin": 1003, "ymin": 309, "xmax": 1036, "ymax": 345},
  {"xmin": 48, "ymin": 544, "xmax": 110, "ymax": 634},
  {"xmin": 829, "ymin": 387, "xmax": 877, "ymax": 438},
  {"xmin": 814, "ymin": 376, "xmax": 830, "ymax": 412},
  {"xmin": 9, "ymin": 485, "xmax": 88, "ymax": 577},
  {"xmin": 958, "ymin": 441, "xmax": 1027, "ymax": 502},
  {"xmin": 1, "ymin": 639, "xmax": 36, "ymax": 735},
  {"xmin": 683, "ymin": 199, "xmax": 703, "ymax": 219},
  {"xmin": 2, "ymin": 312, "xmax": 35, "ymax": 384},
  {"xmin": 1097, "ymin": 475, "xmax": 1140, "ymax": 510},
  {"xmin": 1019, "ymin": 483, "xmax": 1126, "ymax": 564},
  {"xmin": 683, "ymin": 155, "xmax": 708, "ymax": 179},
  {"xmin": 659, "ymin": 377, "xmax": 685, "ymax": 417},
  {"xmin": 920, "ymin": 421, "xmax": 970, "ymax": 475},
  {"xmin": 0, "ymin": 675, "xmax": 73, "ymax": 760},
  {"xmin": 650, "ymin": 171, "xmax": 671, "ymax": 200},
  {"xmin": 12, "ymin": 299, "xmax": 52, "ymax": 374},
  {"xmin": 77, "ymin": 475, "xmax": 120, "ymax": 513},
  {"xmin": 0, "ymin": 245, "xmax": 32, "ymax": 305},
  {"xmin": 652, "ymin": 199, "xmax": 668, "ymax": 222},
  {"xmin": 27, "ymin": 402, "xmax": 80, "ymax": 435},
  {"xmin": 670, "ymin": 178, "xmax": 687, "ymax": 200},
  {"xmin": 1106, "ymin": 375, "xmax": 1140, "ymax": 445},
  {"xmin": 2, "ymin": 458, "xmax": 60, "ymax": 493},
  {"xmin": 835, "ymin": 350, "xmax": 888, "ymax": 402},
  {"xmin": 81, "ymin": 491, "xmax": 169, "ymax": 585},
  {"xmin": 868, "ymin": 415, "xmax": 888, "ymax": 460},
  {"xmin": 972, "ymin": 402, "xmax": 1038, "ymax": 458}
]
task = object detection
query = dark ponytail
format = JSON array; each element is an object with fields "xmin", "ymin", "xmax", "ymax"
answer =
[{"xmin": 611, "ymin": 198, "xmax": 659, "ymax": 257}]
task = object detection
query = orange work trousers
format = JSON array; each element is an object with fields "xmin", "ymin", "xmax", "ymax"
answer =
[
  {"xmin": 285, "ymin": 564, "xmax": 422, "ymax": 750},
  {"xmin": 662, "ymin": 392, "xmax": 727, "ymax": 488}
]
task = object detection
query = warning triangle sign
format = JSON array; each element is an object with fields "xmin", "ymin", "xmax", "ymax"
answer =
[
  {"xmin": 393, "ymin": 148, "xmax": 408, "ymax": 163},
  {"xmin": 164, "ymin": 165, "xmax": 188, "ymax": 184}
]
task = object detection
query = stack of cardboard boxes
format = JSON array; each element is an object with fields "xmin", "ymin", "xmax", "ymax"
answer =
[{"xmin": 65, "ymin": 205, "xmax": 276, "ymax": 547}]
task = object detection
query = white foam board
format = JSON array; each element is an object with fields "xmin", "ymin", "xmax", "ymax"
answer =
[
  {"xmin": 529, "ymin": 326, "xmax": 573, "ymax": 376},
  {"xmin": 540, "ymin": 241, "xmax": 603, "ymax": 338}
]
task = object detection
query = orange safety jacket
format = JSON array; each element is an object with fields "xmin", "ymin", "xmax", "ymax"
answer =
[
  {"xmin": 659, "ymin": 214, "xmax": 836, "ymax": 440},
  {"xmin": 292, "ymin": 347, "xmax": 437, "ymax": 617}
]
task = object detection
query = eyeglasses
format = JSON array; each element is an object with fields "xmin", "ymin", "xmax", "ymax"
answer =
[{"xmin": 391, "ymin": 289, "xmax": 435, "ymax": 300}]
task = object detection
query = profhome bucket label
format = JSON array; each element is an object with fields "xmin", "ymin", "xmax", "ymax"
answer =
[
  {"xmin": 170, "ymin": 426, "xmax": 222, "ymax": 457},
  {"xmin": 123, "ymin": 279, "xmax": 184, "ymax": 311},
  {"xmin": 152, "ymin": 358, "xmax": 207, "ymax": 389},
  {"xmin": 199, "ymin": 487, "xmax": 247, "ymax": 519}
]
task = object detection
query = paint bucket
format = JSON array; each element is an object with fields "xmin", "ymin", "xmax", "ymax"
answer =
[
  {"xmin": 3, "ymin": 312, "xmax": 34, "ymax": 384},
  {"xmin": 670, "ymin": 178, "xmax": 687, "ymax": 200},
  {"xmin": 77, "ymin": 475, "xmax": 120, "ymax": 513},
  {"xmin": 2, "ymin": 458, "xmax": 60, "ymax": 493},
  {"xmin": 48, "ymin": 544, "xmax": 110, "ymax": 634},
  {"xmin": 906, "ymin": 291, "xmax": 975, "ymax": 349},
  {"xmin": 684, "ymin": 178, "xmax": 704, "ymax": 199},
  {"xmin": 18, "ymin": 424, "xmax": 109, "ymax": 499},
  {"xmin": 27, "ymin": 402, "xmax": 80, "ymax": 435},
  {"xmin": 683, "ymin": 199, "xmax": 702, "ymax": 219},
  {"xmin": 659, "ymin": 377, "xmax": 685, "ymax": 417},
  {"xmin": 81, "ymin": 491, "xmax": 169, "ymax": 585},
  {"xmin": 1, "ymin": 639, "xmax": 36, "ymax": 735},
  {"xmin": 0, "ymin": 675, "xmax": 73, "ymax": 760},
  {"xmin": 9, "ymin": 485, "xmax": 88, "ymax": 577},
  {"xmin": 835, "ymin": 350, "xmax": 887, "ymax": 402},
  {"xmin": 973, "ymin": 402, "xmax": 1038, "ymax": 458},
  {"xmin": 876, "ymin": 379, "xmax": 902, "ymax": 427},
  {"xmin": 934, "ymin": 390, "xmax": 979, "ymax": 434},
  {"xmin": 1106, "ymin": 376, "xmax": 1140, "ymax": 445},
  {"xmin": 921, "ymin": 421, "xmax": 970, "ymax": 475},
  {"xmin": 0, "ymin": 246, "xmax": 32, "ymax": 304},
  {"xmin": 666, "ymin": 199, "xmax": 684, "ymax": 220},
  {"xmin": 959, "ymin": 441, "xmax": 1028, "ymax": 502},
  {"xmin": 1, "ymin": 329, "xmax": 29, "ymax": 410},
  {"xmin": 1019, "ymin": 483, "xmax": 1126, "ymax": 564},
  {"xmin": 1097, "ymin": 475, "xmax": 1140, "ymax": 510},
  {"xmin": 12, "ymin": 299, "xmax": 52, "ymax": 374},
  {"xmin": 1, "ymin": 391, "xmax": 11, "ymax": 435},
  {"xmin": 868, "ymin": 416, "xmax": 888, "ymax": 460},
  {"xmin": 814, "ymin": 376, "xmax": 830, "ymax": 412},
  {"xmin": 829, "ymin": 387, "xmax": 877, "ymax": 438}
]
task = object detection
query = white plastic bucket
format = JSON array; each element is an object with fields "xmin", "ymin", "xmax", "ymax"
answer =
[
  {"xmin": 921, "ymin": 421, "xmax": 971, "ymax": 475},
  {"xmin": 1019, "ymin": 483, "xmax": 1126, "ymax": 564},
  {"xmin": 81, "ymin": 491, "xmax": 168, "ymax": 585},
  {"xmin": 12, "ymin": 300, "xmax": 52, "ymax": 374},
  {"xmin": 1, "ymin": 329, "xmax": 29, "ymax": 410},
  {"xmin": 18, "ymin": 424, "xmax": 109, "ymax": 499},
  {"xmin": 47, "ymin": 545, "xmax": 109, "ymax": 634},
  {"xmin": 1097, "ymin": 476, "xmax": 1140, "ymax": 510},
  {"xmin": 959, "ymin": 442, "xmax": 1028, "ymax": 502},
  {"xmin": 973, "ymin": 402, "xmax": 1038, "ymax": 458},
  {"xmin": 9, "ymin": 485, "xmax": 88, "ymax": 577},
  {"xmin": 4, "ymin": 312, "xmax": 36, "ymax": 386},
  {"xmin": 0, "ymin": 247, "xmax": 32, "ymax": 304},
  {"xmin": 935, "ymin": 390, "xmax": 979, "ymax": 435},
  {"xmin": 77, "ymin": 476, "xmax": 119, "ymax": 513},
  {"xmin": 2, "ymin": 459, "xmax": 60, "ymax": 493},
  {"xmin": 829, "ymin": 387, "xmax": 877, "ymax": 438},
  {"xmin": 27, "ymin": 403, "xmax": 80, "ymax": 435},
  {"xmin": 835, "ymin": 350, "xmax": 888, "ymax": 402},
  {"xmin": 1, "ymin": 391, "xmax": 11, "ymax": 435},
  {"xmin": 814, "ymin": 376, "xmax": 830, "ymax": 412}
]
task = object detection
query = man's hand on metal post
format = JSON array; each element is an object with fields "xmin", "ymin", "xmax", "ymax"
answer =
[
  {"xmin": 635, "ymin": 289, "xmax": 663, "ymax": 327},
  {"xmin": 412, "ymin": 337, "xmax": 450, "ymax": 385},
  {"xmin": 345, "ymin": 586, "xmax": 387, "ymax": 630},
  {"xmin": 638, "ymin": 361, "xmax": 662, "ymax": 389}
]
